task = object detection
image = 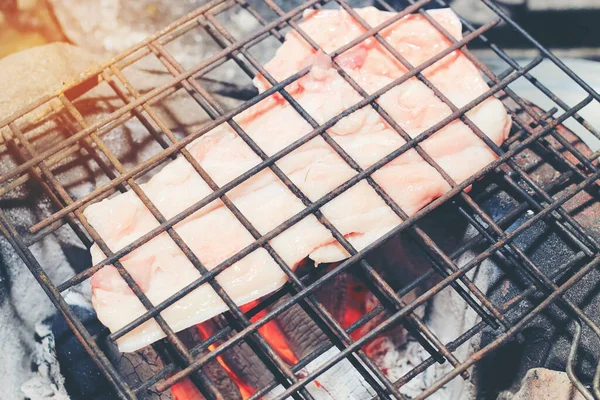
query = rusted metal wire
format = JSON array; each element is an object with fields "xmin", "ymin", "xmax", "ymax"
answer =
[{"xmin": 0, "ymin": 0, "xmax": 599, "ymax": 399}]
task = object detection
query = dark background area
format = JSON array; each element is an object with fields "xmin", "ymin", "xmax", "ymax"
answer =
[{"xmin": 472, "ymin": 7, "xmax": 600, "ymax": 60}]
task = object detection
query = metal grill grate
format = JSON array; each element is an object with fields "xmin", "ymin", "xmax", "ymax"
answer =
[{"xmin": 0, "ymin": 0, "xmax": 599, "ymax": 399}]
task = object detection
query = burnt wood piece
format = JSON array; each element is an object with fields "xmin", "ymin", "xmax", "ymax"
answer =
[
  {"xmin": 275, "ymin": 297, "xmax": 330, "ymax": 359},
  {"xmin": 177, "ymin": 326, "xmax": 243, "ymax": 400},
  {"xmin": 205, "ymin": 317, "xmax": 276, "ymax": 392}
]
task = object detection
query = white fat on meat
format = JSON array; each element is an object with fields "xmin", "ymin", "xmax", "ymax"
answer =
[{"xmin": 83, "ymin": 7, "xmax": 511, "ymax": 352}]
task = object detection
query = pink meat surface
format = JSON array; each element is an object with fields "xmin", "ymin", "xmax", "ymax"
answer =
[{"xmin": 83, "ymin": 7, "xmax": 511, "ymax": 352}]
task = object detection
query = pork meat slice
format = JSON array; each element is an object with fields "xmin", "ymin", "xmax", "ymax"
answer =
[{"xmin": 83, "ymin": 7, "xmax": 510, "ymax": 352}]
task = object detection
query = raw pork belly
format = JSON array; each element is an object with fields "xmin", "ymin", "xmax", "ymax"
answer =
[{"xmin": 84, "ymin": 7, "xmax": 511, "ymax": 352}]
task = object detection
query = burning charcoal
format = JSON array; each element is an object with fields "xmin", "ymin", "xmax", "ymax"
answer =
[
  {"xmin": 275, "ymin": 298, "xmax": 329, "ymax": 358},
  {"xmin": 102, "ymin": 340, "xmax": 175, "ymax": 400},
  {"xmin": 358, "ymin": 290, "xmax": 421, "ymax": 351},
  {"xmin": 366, "ymin": 204, "xmax": 469, "ymax": 291},
  {"xmin": 266, "ymin": 296, "xmax": 380, "ymax": 399},
  {"xmin": 314, "ymin": 268, "xmax": 352, "ymax": 326},
  {"xmin": 205, "ymin": 317, "xmax": 276, "ymax": 392},
  {"xmin": 178, "ymin": 325, "xmax": 244, "ymax": 400}
]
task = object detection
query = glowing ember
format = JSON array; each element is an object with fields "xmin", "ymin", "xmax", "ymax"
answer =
[
  {"xmin": 240, "ymin": 300, "xmax": 299, "ymax": 365},
  {"xmin": 170, "ymin": 286, "xmax": 373, "ymax": 398},
  {"xmin": 342, "ymin": 280, "xmax": 370, "ymax": 340},
  {"xmin": 171, "ymin": 301, "xmax": 301, "ymax": 399},
  {"xmin": 170, "ymin": 378, "xmax": 204, "ymax": 400},
  {"xmin": 196, "ymin": 323, "xmax": 256, "ymax": 400}
]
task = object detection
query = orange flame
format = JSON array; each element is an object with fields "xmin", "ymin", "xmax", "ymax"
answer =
[
  {"xmin": 171, "ymin": 290, "xmax": 373, "ymax": 399},
  {"xmin": 171, "ymin": 301, "xmax": 301, "ymax": 399},
  {"xmin": 170, "ymin": 378, "xmax": 203, "ymax": 400},
  {"xmin": 240, "ymin": 300, "xmax": 298, "ymax": 365},
  {"xmin": 342, "ymin": 280, "xmax": 370, "ymax": 340},
  {"xmin": 196, "ymin": 323, "xmax": 255, "ymax": 400}
]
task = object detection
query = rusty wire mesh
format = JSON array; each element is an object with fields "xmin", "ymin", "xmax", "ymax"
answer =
[{"xmin": 0, "ymin": 0, "xmax": 599, "ymax": 398}]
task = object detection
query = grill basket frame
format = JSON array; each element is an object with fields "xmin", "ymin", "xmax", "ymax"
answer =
[{"xmin": 0, "ymin": 0, "xmax": 599, "ymax": 399}]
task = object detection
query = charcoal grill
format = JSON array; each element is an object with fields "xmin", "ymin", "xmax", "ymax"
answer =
[{"xmin": 0, "ymin": 0, "xmax": 599, "ymax": 398}]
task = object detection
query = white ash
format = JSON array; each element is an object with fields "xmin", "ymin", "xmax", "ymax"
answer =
[
  {"xmin": 21, "ymin": 323, "xmax": 70, "ymax": 400},
  {"xmin": 361, "ymin": 226, "xmax": 498, "ymax": 400},
  {"xmin": 0, "ymin": 226, "xmax": 84, "ymax": 399},
  {"xmin": 264, "ymin": 346, "xmax": 378, "ymax": 399}
]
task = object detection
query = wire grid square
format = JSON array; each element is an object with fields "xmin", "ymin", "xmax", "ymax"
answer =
[{"xmin": 0, "ymin": 0, "xmax": 598, "ymax": 399}]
